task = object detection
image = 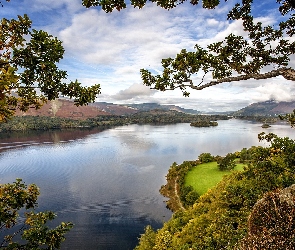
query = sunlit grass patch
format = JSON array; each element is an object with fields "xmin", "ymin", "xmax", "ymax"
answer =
[{"xmin": 185, "ymin": 162, "xmax": 245, "ymax": 195}]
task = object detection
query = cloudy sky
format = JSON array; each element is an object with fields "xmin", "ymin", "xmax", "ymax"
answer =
[{"xmin": 1, "ymin": 0, "xmax": 294, "ymax": 112}]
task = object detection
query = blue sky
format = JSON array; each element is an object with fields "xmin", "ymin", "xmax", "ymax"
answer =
[{"xmin": 1, "ymin": 0, "xmax": 294, "ymax": 112}]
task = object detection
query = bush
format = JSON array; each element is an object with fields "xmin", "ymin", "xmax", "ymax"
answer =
[
  {"xmin": 180, "ymin": 185, "xmax": 200, "ymax": 207},
  {"xmin": 0, "ymin": 179, "xmax": 73, "ymax": 249},
  {"xmin": 217, "ymin": 153, "xmax": 237, "ymax": 171},
  {"xmin": 135, "ymin": 225, "xmax": 156, "ymax": 250},
  {"xmin": 198, "ymin": 153, "xmax": 214, "ymax": 163}
]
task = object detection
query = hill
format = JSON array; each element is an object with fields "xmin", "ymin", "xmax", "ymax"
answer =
[
  {"xmin": 15, "ymin": 99, "xmax": 111, "ymax": 119},
  {"xmin": 15, "ymin": 99, "xmax": 201, "ymax": 119},
  {"xmin": 16, "ymin": 99, "xmax": 295, "ymax": 119},
  {"xmin": 233, "ymin": 100, "xmax": 295, "ymax": 116},
  {"xmin": 92, "ymin": 102, "xmax": 201, "ymax": 115}
]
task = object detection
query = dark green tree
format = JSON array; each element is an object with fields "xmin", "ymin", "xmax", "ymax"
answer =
[
  {"xmin": 134, "ymin": 225, "xmax": 156, "ymax": 250},
  {"xmin": 217, "ymin": 152, "xmax": 237, "ymax": 171},
  {"xmin": 198, "ymin": 152, "xmax": 214, "ymax": 163},
  {"xmin": 0, "ymin": 13, "xmax": 101, "ymax": 121},
  {"xmin": 0, "ymin": 179, "xmax": 73, "ymax": 249},
  {"xmin": 239, "ymin": 147, "xmax": 253, "ymax": 163},
  {"xmin": 180, "ymin": 185, "xmax": 200, "ymax": 207}
]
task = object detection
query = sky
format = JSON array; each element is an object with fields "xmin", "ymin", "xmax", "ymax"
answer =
[{"xmin": 1, "ymin": 0, "xmax": 295, "ymax": 112}]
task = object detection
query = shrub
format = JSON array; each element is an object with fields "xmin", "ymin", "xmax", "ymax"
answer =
[
  {"xmin": 217, "ymin": 153, "xmax": 237, "ymax": 171},
  {"xmin": 198, "ymin": 153, "xmax": 214, "ymax": 163}
]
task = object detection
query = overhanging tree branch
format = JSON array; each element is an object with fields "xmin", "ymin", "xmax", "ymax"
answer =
[
  {"xmin": 190, "ymin": 67, "xmax": 295, "ymax": 90},
  {"xmin": 147, "ymin": 67, "xmax": 295, "ymax": 92}
]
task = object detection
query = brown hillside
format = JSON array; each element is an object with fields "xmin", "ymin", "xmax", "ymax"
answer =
[
  {"xmin": 270, "ymin": 101, "xmax": 295, "ymax": 114},
  {"xmin": 15, "ymin": 99, "xmax": 111, "ymax": 119}
]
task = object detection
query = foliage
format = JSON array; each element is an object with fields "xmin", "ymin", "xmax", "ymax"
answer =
[
  {"xmin": 140, "ymin": 1, "xmax": 295, "ymax": 96},
  {"xmin": 280, "ymin": 109, "xmax": 295, "ymax": 128},
  {"xmin": 190, "ymin": 120, "xmax": 218, "ymax": 127},
  {"xmin": 0, "ymin": 179, "xmax": 73, "ymax": 249},
  {"xmin": 136, "ymin": 133, "xmax": 295, "ymax": 249},
  {"xmin": 179, "ymin": 185, "xmax": 199, "ymax": 207},
  {"xmin": 198, "ymin": 152, "xmax": 214, "ymax": 163},
  {"xmin": 135, "ymin": 225, "xmax": 156, "ymax": 250},
  {"xmin": 217, "ymin": 153, "xmax": 237, "ymax": 171},
  {"xmin": 0, "ymin": 14, "xmax": 101, "ymax": 122},
  {"xmin": 0, "ymin": 112, "xmax": 230, "ymax": 132},
  {"xmin": 82, "ymin": 0, "xmax": 224, "ymax": 12},
  {"xmin": 239, "ymin": 147, "xmax": 253, "ymax": 163}
]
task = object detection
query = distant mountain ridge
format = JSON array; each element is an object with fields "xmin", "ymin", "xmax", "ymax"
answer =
[
  {"xmin": 15, "ymin": 99, "xmax": 201, "ymax": 119},
  {"xmin": 233, "ymin": 100, "xmax": 295, "ymax": 116},
  {"xmin": 15, "ymin": 99, "xmax": 295, "ymax": 119}
]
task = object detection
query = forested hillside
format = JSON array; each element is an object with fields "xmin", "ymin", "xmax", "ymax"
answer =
[{"xmin": 135, "ymin": 133, "xmax": 295, "ymax": 249}]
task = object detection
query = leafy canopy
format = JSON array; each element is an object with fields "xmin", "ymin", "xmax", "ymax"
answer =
[
  {"xmin": 0, "ymin": 179, "xmax": 73, "ymax": 249},
  {"xmin": 0, "ymin": 14, "xmax": 101, "ymax": 121},
  {"xmin": 83, "ymin": 0, "xmax": 295, "ymax": 97}
]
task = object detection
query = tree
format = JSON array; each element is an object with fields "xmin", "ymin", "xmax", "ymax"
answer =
[
  {"xmin": 135, "ymin": 225, "xmax": 156, "ymax": 250},
  {"xmin": 239, "ymin": 147, "xmax": 253, "ymax": 163},
  {"xmin": 0, "ymin": 13, "xmax": 101, "ymax": 122},
  {"xmin": 280, "ymin": 109, "xmax": 295, "ymax": 127},
  {"xmin": 198, "ymin": 152, "xmax": 214, "ymax": 163},
  {"xmin": 217, "ymin": 152, "xmax": 237, "ymax": 171},
  {"xmin": 180, "ymin": 185, "xmax": 200, "ymax": 207},
  {"xmin": 82, "ymin": 0, "xmax": 295, "ymax": 97},
  {"xmin": 0, "ymin": 179, "xmax": 73, "ymax": 249}
]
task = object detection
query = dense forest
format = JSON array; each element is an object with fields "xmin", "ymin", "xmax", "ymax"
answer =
[{"xmin": 0, "ymin": 110, "xmax": 230, "ymax": 132}]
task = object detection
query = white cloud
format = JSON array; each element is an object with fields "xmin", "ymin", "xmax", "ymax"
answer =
[
  {"xmin": 207, "ymin": 18, "xmax": 220, "ymax": 26},
  {"xmin": 112, "ymin": 83, "xmax": 157, "ymax": 101},
  {"xmin": 252, "ymin": 78, "xmax": 295, "ymax": 103},
  {"xmin": 58, "ymin": 4, "xmax": 200, "ymax": 67},
  {"xmin": 5, "ymin": 0, "xmax": 294, "ymax": 112}
]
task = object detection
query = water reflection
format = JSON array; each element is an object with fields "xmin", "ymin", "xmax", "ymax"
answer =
[{"xmin": 0, "ymin": 119, "xmax": 294, "ymax": 249}]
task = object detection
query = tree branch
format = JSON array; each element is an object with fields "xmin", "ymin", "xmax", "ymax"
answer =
[{"xmin": 186, "ymin": 67, "xmax": 294, "ymax": 90}]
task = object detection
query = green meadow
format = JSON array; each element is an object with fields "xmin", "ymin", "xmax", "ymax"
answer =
[{"xmin": 185, "ymin": 162, "xmax": 245, "ymax": 195}]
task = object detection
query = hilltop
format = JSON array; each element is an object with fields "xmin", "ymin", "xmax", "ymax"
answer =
[
  {"xmin": 233, "ymin": 100, "xmax": 295, "ymax": 116},
  {"xmin": 15, "ymin": 99, "xmax": 110, "ymax": 119}
]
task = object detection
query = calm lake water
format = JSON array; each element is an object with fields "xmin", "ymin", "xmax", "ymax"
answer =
[{"xmin": 0, "ymin": 119, "xmax": 294, "ymax": 249}]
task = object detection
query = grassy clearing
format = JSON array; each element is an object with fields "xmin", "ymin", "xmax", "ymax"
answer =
[{"xmin": 185, "ymin": 162, "xmax": 245, "ymax": 195}]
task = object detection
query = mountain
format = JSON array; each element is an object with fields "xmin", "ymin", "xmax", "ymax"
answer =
[
  {"xmin": 15, "ymin": 99, "xmax": 111, "ymax": 119},
  {"xmin": 124, "ymin": 103, "xmax": 201, "ymax": 114},
  {"xmin": 90, "ymin": 102, "xmax": 139, "ymax": 115},
  {"xmin": 89, "ymin": 102, "xmax": 201, "ymax": 115},
  {"xmin": 15, "ymin": 99, "xmax": 201, "ymax": 119},
  {"xmin": 233, "ymin": 100, "xmax": 295, "ymax": 116}
]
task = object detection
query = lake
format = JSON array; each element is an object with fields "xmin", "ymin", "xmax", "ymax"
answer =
[{"xmin": 0, "ymin": 119, "xmax": 294, "ymax": 249}]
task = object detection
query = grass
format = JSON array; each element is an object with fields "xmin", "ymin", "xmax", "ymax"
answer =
[{"xmin": 185, "ymin": 162, "xmax": 245, "ymax": 195}]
